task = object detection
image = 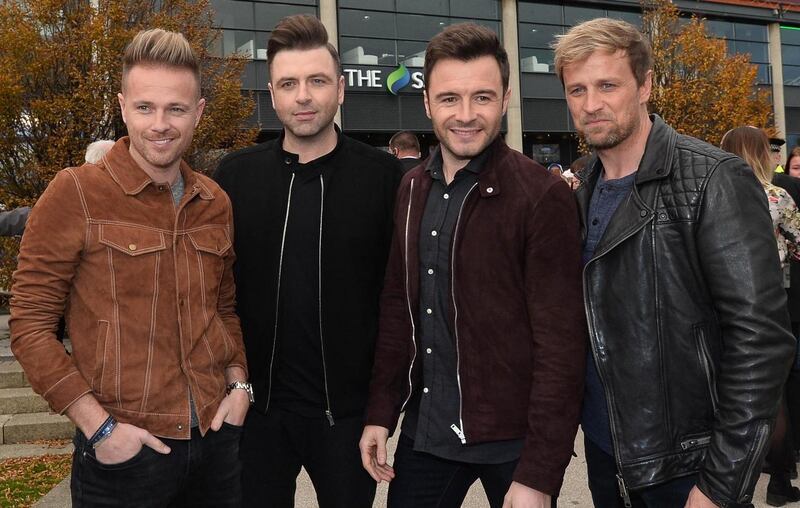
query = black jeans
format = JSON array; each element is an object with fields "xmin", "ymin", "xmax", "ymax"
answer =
[
  {"xmin": 71, "ymin": 423, "xmax": 242, "ymax": 508},
  {"xmin": 388, "ymin": 434, "xmax": 534, "ymax": 508},
  {"xmin": 584, "ymin": 435, "xmax": 698, "ymax": 508},
  {"xmin": 240, "ymin": 407, "xmax": 376, "ymax": 508}
]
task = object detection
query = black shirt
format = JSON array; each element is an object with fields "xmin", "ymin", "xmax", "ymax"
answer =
[
  {"xmin": 401, "ymin": 146, "xmax": 524, "ymax": 464},
  {"xmin": 270, "ymin": 150, "xmax": 328, "ymax": 417}
]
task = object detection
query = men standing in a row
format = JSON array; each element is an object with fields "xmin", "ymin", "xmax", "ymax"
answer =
[
  {"xmin": 214, "ymin": 14, "xmax": 402, "ymax": 508},
  {"xmin": 554, "ymin": 18, "xmax": 794, "ymax": 507},
  {"xmin": 389, "ymin": 130, "xmax": 422, "ymax": 173},
  {"xmin": 11, "ymin": 29, "xmax": 250, "ymax": 507},
  {"xmin": 360, "ymin": 23, "xmax": 586, "ymax": 508}
]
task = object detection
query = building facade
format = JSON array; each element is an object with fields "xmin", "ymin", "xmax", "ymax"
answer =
[{"xmin": 210, "ymin": 0, "xmax": 800, "ymax": 165}]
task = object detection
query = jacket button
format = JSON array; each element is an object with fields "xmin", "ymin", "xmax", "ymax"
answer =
[
  {"xmin": 639, "ymin": 210, "xmax": 647, "ymax": 218},
  {"xmin": 656, "ymin": 168, "xmax": 665, "ymax": 174},
  {"xmin": 285, "ymin": 157, "xmax": 291, "ymax": 165},
  {"xmin": 487, "ymin": 187, "xmax": 494, "ymax": 193},
  {"xmin": 177, "ymin": 424, "xmax": 183, "ymax": 430},
  {"xmin": 128, "ymin": 244, "xmax": 137, "ymax": 251},
  {"xmin": 659, "ymin": 213, "xmax": 668, "ymax": 220}
]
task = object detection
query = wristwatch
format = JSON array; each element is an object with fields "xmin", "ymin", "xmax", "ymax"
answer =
[{"xmin": 226, "ymin": 381, "xmax": 255, "ymax": 404}]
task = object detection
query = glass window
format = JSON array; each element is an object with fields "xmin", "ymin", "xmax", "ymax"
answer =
[
  {"xmin": 254, "ymin": 3, "xmax": 315, "ymax": 31},
  {"xmin": 397, "ymin": 40, "xmax": 427, "ymax": 67},
  {"xmin": 397, "ymin": 13, "xmax": 449, "ymax": 41},
  {"xmin": 340, "ymin": 9, "xmax": 397, "ymax": 38},
  {"xmin": 564, "ymin": 6, "xmax": 604, "ymax": 25},
  {"xmin": 519, "ymin": 23, "xmax": 561, "ymax": 49},
  {"xmin": 254, "ymin": 31, "xmax": 269, "ymax": 60},
  {"xmin": 211, "ymin": 0, "xmax": 254, "ymax": 29},
  {"xmin": 340, "ymin": 37, "xmax": 397, "ymax": 65},
  {"xmin": 222, "ymin": 30, "xmax": 256, "ymax": 58},
  {"xmin": 705, "ymin": 19, "xmax": 734, "ymax": 39},
  {"xmin": 396, "ymin": 0, "xmax": 448, "ymax": 16},
  {"xmin": 606, "ymin": 10, "xmax": 641, "ymax": 27},
  {"xmin": 255, "ymin": 0, "xmax": 316, "ymax": 4},
  {"xmin": 784, "ymin": 46, "xmax": 800, "ymax": 66},
  {"xmin": 785, "ymin": 65, "xmax": 800, "ymax": 86},
  {"xmin": 732, "ymin": 41, "xmax": 769, "ymax": 63},
  {"xmin": 757, "ymin": 63, "xmax": 771, "ymax": 84},
  {"xmin": 520, "ymin": 47, "xmax": 554, "ymax": 73},
  {"xmin": 734, "ymin": 22, "xmax": 767, "ymax": 42},
  {"xmin": 450, "ymin": 0, "xmax": 500, "ymax": 20},
  {"xmin": 518, "ymin": 2, "xmax": 562, "ymax": 25},
  {"xmin": 781, "ymin": 26, "xmax": 800, "ymax": 45},
  {"xmin": 339, "ymin": 0, "xmax": 394, "ymax": 10}
]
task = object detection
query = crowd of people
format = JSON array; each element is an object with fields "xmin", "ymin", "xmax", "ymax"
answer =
[{"xmin": 5, "ymin": 11, "xmax": 800, "ymax": 508}]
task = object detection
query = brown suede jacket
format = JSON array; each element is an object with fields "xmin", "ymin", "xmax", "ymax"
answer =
[
  {"xmin": 365, "ymin": 137, "xmax": 587, "ymax": 495},
  {"xmin": 10, "ymin": 138, "xmax": 247, "ymax": 439}
]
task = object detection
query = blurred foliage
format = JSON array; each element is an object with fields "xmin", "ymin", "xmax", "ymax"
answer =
[{"xmin": 0, "ymin": 0, "xmax": 258, "ymax": 288}]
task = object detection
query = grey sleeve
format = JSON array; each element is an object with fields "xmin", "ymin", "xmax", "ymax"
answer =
[{"xmin": 0, "ymin": 207, "xmax": 31, "ymax": 236}]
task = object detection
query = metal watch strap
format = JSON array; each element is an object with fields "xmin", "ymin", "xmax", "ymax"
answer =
[{"xmin": 226, "ymin": 381, "xmax": 254, "ymax": 404}]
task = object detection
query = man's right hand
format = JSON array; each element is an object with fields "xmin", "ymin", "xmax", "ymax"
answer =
[
  {"xmin": 359, "ymin": 425, "xmax": 395, "ymax": 483},
  {"xmin": 94, "ymin": 422, "xmax": 171, "ymax": 465}
]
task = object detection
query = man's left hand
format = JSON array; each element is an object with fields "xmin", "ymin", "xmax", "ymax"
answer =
[
  {"xmin": 502, "ymin": 481, "xmax": 551, "ymax": 508},
  {"xmin": 685, "ymin": 486, "xmax": 718, "ymax": 508},
  {"xmin": 210, "ymin": 388, "xmax": 250, "ymax": 430}
]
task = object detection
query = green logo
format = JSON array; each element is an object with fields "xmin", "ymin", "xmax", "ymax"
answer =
[{"xmin": 387, "ymin": 65, "xmax": 411, "ymax": 95}]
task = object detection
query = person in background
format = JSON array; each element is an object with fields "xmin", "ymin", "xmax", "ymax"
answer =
[
  {"xmin": 772, "ymin": 137, "xmax": 787, "ymax": 173},
  {"xmin": 788, "ymin": 146, "xmax": 800, "ymax": 178},
  {"xmin": 389, "ymin": 130, "xmax": 422, "ymax": 173},
  {"xmin": 546, "ymin": 162, "xmax": 563, "ymax": 177},
  {"xmin": 721, "ymin": 126, "xmax": 800, "ymax": 507}
]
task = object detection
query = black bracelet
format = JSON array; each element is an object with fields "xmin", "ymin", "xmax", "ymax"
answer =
[{"xmin": 88, "ymin": 415, "xmax": 117, "ymax": 449}]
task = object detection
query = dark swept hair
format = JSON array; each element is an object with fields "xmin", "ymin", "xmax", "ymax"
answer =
[
  {"xmin": 424, "ymin": 23, "xmax": 509, "ymax": 91},
  {"xmin": 266, "ymin": 14, "xmax": 341, "ymax": 75},
  {"xmin": 389, "ymin": 131, "xmax": 420, "ymax": 152}
]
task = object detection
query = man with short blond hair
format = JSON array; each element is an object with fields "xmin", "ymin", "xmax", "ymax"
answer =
[
  {"xmin": 553, "ymin": 17, "xmax": 793, "ymax": 508},
  {"xmin": 11, "ymin": 28, "xmax": 250, "ymax": 507}
]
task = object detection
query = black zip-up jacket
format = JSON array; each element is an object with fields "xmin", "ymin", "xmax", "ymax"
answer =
[
  {"xmin": 577, "ymin": 115, "xmax": 795, "ymax": 507},
  {"xmin": 214, "ymin": 130, "xmax": 402, "ymax": 420}
]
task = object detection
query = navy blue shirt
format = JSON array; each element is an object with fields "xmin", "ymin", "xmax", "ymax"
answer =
[{"xmin": 581, "ymin": 170, "xmax": 636, "ymax": 456}]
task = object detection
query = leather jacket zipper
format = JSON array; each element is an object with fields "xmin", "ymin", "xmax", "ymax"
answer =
[
  {"xmin": 449, "ymin": 182, "xmax": 478, "ymax": 445},
  {"xmin": 400, "ymin": 179, "xmax": 418, "ymax": 412},
  {"xmin": 583, "ymin": 207, "xmax": 654, "ymax": 507},
  {"xmin": 694, "ymin": 327, "xmax": 719, "ymax": 414},
  {"xmin": 739, "ymin": 422, "xmax": 770, "ymax": 499},
  {"xmin": 680, "ymin": 435, "xmax": 711, "ymax": 450},
  {"xmin": 265, "ymin": 173, "xmax": 296, "ymax": 412},
  {"xmin": 318, "ymin": 176, "xmax": 335, "ymax": 426}
]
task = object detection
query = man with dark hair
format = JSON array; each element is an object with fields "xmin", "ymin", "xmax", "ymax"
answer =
[
  {"xmin": 11, "ymin": 28, "xmax": 249, "ymax": 507},
  {"xmin": 389, "ymin": 130, "xmax": 421, "ymax": 173},
  {"xmin": 553, "ymin": 18, "xmax": 793, "ymax": 507},
  {"xmin": 360, "ymin": 23, "xmax": 585, "ymax": 508},
  {"xmin": 214, "ymin": 14, "xmax": 402, "ymax": 508}
]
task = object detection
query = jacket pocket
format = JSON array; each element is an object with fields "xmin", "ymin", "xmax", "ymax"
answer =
[
  {"xmin": 694, "ymin": 324, "xmax": 719, "ymax": 415},
  {"xmin": 91, "ymin": 320, "xmax": 110, "ymax": 397},
  {"xmin": 99, "ymin": 224, "xmax": 167, "ymax": 256},
  {"xmin": 188, "ymin": 227, "xmax": 231, "ymax": 289}
]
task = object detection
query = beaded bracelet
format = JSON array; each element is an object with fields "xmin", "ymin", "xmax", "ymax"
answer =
[{"xmin": 89, "ymin": 415, "xmax": 117, "ymax": 449}]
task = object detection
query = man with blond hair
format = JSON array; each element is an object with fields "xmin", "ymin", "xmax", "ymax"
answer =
[
  {"xmin": 553, "ymin": 18, "xmax": 793, "ymax": 507},
  {"xmin": 11, "ymin": 28, "xmax": 250, "ymax": 507}
]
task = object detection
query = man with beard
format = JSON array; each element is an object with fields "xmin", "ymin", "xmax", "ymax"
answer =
[
  {"xmin": 11, "ymin": 29, "xmax": 249, "ymax": 507},
  {"xmin": 359, "ymin": 23, "xmax": 586, "ymax": 508},
  {"xmin": 553, "ymin": 18, "xmax": 794, "ymax": 507},
  {"xmin": 213, "ymin": 14, "xmax": 401, "ymax": 508}
]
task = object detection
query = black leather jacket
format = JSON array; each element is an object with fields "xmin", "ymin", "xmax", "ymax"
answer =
[{"xmin": 577, "ymin": 116, "xmax": 794, "ymax": 508}]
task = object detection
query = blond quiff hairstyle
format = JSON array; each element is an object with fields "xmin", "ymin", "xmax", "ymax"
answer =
[
  {"xmin": 122, "ymin": 29, "xmax": 201, "ymax": 93},
  {"xmin": 552, "ymin": 18, "xmax": 652, "ymax": 86}
]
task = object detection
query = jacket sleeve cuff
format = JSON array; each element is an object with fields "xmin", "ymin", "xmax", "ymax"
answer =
[
  {"xmin": 510, "ymin": 447, "xmax": 565, "ymax": 496},
  {"xmin": 42, "ymin": 371, "xmax": 93, "ymax": 415},
  {"xmin": 697, "ymin": 476, "xmax": 754, "ymax": 508}
]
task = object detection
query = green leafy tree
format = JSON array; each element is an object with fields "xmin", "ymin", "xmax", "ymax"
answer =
[{"xmin": 0, "ymin": 0, "xmax": 257, "ymax": 289}]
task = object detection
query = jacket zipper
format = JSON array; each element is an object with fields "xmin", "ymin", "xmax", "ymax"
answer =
[
  {"xmin": 400, "ymin": 179, "xmax": 418, "ymax": 412},
  {"xmin": 449, "ymin": 182, "xmax": 478, "ymax": 445},
  {"xmin": 680, "ymin": 435, "xmax": 711, "ymax": 450},
  {"xmin": 317, "ymin": 176, "xmax": 335, "ymax": 426},
  {"xmin": 265, "ymin": 173, "xmax": 296, "ymax": 412},
  {"xmin": 583, "ymin": 209, "xmax": 654, "ymax": 508},
  {"xmin": 694, "ymin": 328, "xmax": 719, "ymax": 414},
  {"xmin": 739, "ymin": 422, "xmax": 770, "ymax": 499}
]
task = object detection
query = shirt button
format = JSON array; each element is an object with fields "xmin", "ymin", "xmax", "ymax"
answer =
[
  {"xmin": 426, "ymin": 348, "xmax": 432, "ymax": 354},
  {"xmin": 177, "ymin": 424, "xmax": 183, "ymax": 430},
  {"xmin": 427, "ymin": 268, "xmax": 434, "ymax": 275},
  {"xmin": 591, "ymin": 218, "xmax": 599, "ymax": 226},
  {"xmin": 426, "ymin": 308, "xmax": 432, "ymax": 315},
  {"xmin": 487, "ymin": 187, "xmax": 494, "ymax": 193},
  {"xmin": 284, "ymin": 157, "xmax": 292, "ymax": 165},
  {"xmin": 431, "ymin": 230, "xmax": 438, "ymax": 237},
  {"xmin": 443, "ymin": 193, "xmax": 450, "ymax": 200},
  {"xmin": 157, "ymin": 185, "xmax": 166, "ymax": 192},
  {"xmin": 423, "ymin": 387, "xmax": 429, "ymax": 394}
]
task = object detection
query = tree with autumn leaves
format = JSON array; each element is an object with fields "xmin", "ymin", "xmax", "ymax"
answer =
[
  {"xmin": 0, "ymin": 0, "xmax": 257, "ymax": 288},
  {"xmin": 642, "ymin": 0, "xmax": 774, "ymax": 143}
]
